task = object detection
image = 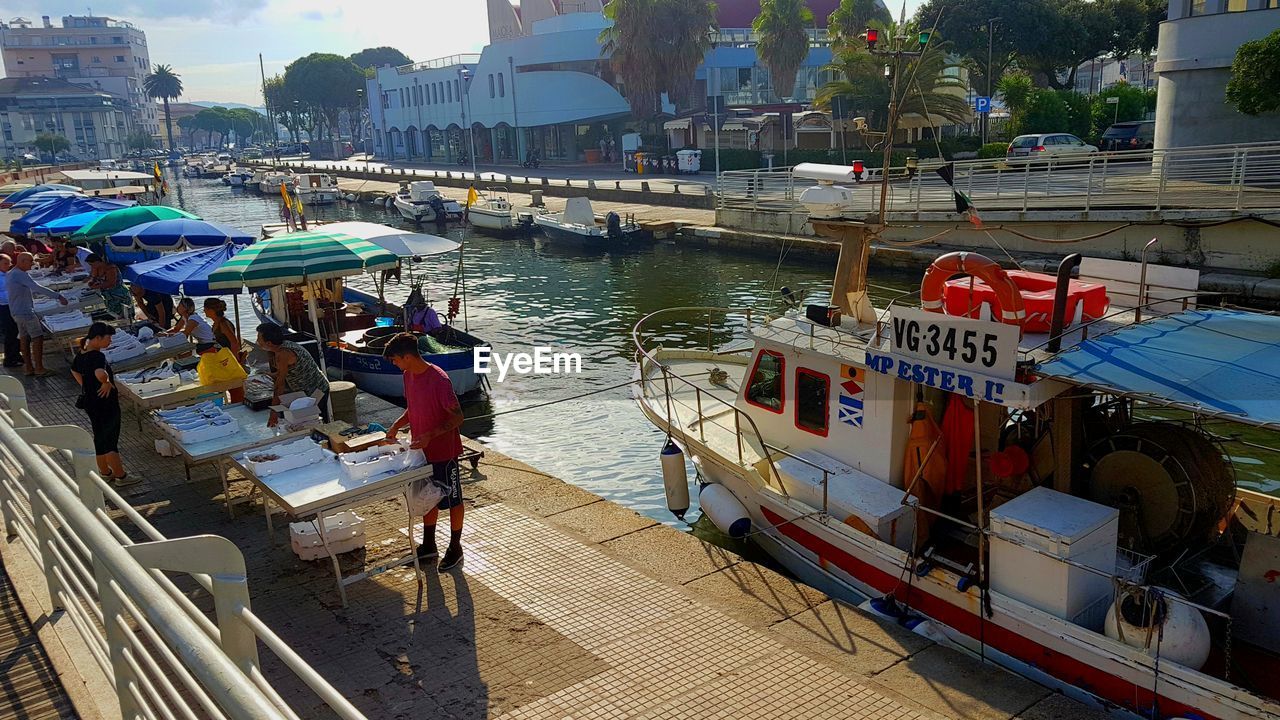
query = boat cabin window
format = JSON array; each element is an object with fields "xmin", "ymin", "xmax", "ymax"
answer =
[
  {"xmin": 795, "ymin": 368, "xmax": 829, "ymax": 436},
  {"xmin": 745, "ymin": 350, "xmax": 785, "ymax": 413}
]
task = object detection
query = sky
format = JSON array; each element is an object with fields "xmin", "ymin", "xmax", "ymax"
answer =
[{"xmin": 6, "ymin": 0, "xmax": 926, "ymax": 105}]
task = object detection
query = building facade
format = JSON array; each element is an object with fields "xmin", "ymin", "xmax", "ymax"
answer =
[
  {"xmin": 0, "ymin": 15, "xmax": 160, "ymax": 148},
  {"xmin": 0, "ymin": 76, "xmax": 128, "ymax": 160},
  {"xmin": 367, "ymin": 0, "xmax": 844, "ymax": 164},
  {"xmin": 1154, "ymin": 0, "xmax": 1280, "ymax": 149}
]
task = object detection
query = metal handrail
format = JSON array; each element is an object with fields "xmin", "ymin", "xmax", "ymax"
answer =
[{"xmin": 0, "ymin": 377, "xmax": 367, "ymax": 720}]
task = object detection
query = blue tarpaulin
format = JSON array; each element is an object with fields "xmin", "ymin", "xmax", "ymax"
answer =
[
  {"xmin": 8, "ymin": 197, "xmax": 133, "ymax": 236},
  {"xmin": 123, "ymin": 244, "xmax": 245, "ymax": 296},
  {"xmin": 0, "ymin": 183, "xmax": 81, "ymax": 207},
  {"xmin": 31, "ymin": 210, "xmax": 111, "ymax": 237},
  {"xmin": 1035, "ymin": 309, "xmax": 1280, "ymax": 428}
]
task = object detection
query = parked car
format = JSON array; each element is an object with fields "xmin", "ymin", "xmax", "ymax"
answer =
[
  {"xmin": 1100, "ymin": 120, "xmax": 1155, "ymax": 152},
  {"xmin": 1006, "ymin": 133, "xmax": 1098, "ymax": 159}
]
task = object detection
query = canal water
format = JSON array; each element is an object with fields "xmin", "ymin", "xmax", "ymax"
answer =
[{"xmin": 164, "ymin": 171, "xmax": 912, "ymax": 525}]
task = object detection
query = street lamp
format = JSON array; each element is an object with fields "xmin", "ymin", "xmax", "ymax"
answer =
[
  {"xmin": 457, "ymin": 67, "xmax": 479, "ymax": 180},
  {"xmin": 984, "ymin": 17, "xmax": 1001, "ymax": 146}
]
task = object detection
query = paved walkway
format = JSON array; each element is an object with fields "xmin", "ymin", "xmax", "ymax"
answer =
[{"xmin": 0, "ymin": 560, "xmax": 78, "ymax": 720}]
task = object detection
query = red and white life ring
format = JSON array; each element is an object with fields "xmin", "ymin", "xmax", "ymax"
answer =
[{"xmin": 921, "ymin": 252, "xmax": 1027, "ymax": 332}]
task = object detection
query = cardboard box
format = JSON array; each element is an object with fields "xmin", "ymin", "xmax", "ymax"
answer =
[{"xmin": 270, "ymin": 390, "xmax": 326, "ymax": 427}]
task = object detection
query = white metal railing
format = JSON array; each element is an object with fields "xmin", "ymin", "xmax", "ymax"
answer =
[
  {"xmin": 0, "ymin": 376, "xmax": 367, "ymax": 720},
  {"xmin": 718, "ymin": 141, "xmax": 1280, "ymax": 217},
  {"xmin": 395, "ymin": 54, "xmax": 482, "ymax": 74}
]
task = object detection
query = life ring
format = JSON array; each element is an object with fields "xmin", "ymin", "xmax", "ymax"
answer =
[{"xmin": 921, "ymin": 252, "xmax": 1026, "ymax": 332}]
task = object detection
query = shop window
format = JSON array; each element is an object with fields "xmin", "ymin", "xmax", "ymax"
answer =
[
  {"xmin": 795, "ymin": 368, "xmax": 829, "ymax": 436},
  {"xmin": 745, "ymin": 351, "xmax": 785, "ymax": 413}
]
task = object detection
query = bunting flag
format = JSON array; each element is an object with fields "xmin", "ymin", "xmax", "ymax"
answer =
[{"xmin": 935, "ymin": 163, "xmax": 982, "ymax": 228}]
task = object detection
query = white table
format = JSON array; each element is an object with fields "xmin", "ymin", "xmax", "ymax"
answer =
[
  {"xmin": 155, "ymin": 403, "xmax": 314, "ymax": 516},
  {"xmin": 119, "ymin": 376, "xmax": 245, "ymax": 430},
  {"xmin": 33, "ymin": 291, "xmax": 103, "ymax": 318},
  {"xmin": 229, "ymin": 438, "xmax": 432, "ymax": 607}
]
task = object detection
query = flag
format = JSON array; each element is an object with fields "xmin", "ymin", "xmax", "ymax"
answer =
[
  {"xmin": 152, "ymin": 162, "xmax": 162, "ymax": 184},
  {"xmin": 936, "ymin": 163, "xmax": 979, "ymax": 220},
  {"xmin": 279, "ymin": 181, "xmax": 291, "ymax": 206},
  {"xmin": 465, "ymin": 186, "xmax": 479, "ymax": 208}
]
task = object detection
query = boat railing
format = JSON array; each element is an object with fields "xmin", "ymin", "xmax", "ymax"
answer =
[{"xmin": 0, "ymin": 376, "xmax": 368, "ymax": 720}]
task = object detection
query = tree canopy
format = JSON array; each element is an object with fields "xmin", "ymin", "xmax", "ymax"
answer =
[
  {"xmin": 601, "ymin": 0, "xmax": 719, "ymax": 118},
  {"xmin": 1226, "ymin": 28, "xmax": 1280, "ymax": 116},
  {"xmin": 828, "ymin": 0, "xmax": 893, "ymax": 46},
  {"xmin": 33, "ymin": 132, "xmax": 69, "ymax": 156},
  {"xmin": 348, "ymin": 47, "xmax": 412, "ymax": 69},
  {"xmin": 753, "ymin": 0, "xmax": 815, "ymax": 101},
  {"xmin": 283, "ymin": 53, "xmax": 365, "ymax": 140},
  {"xmin": 144, "ymin": 64, "xmax": 183, "ymax": 151}
]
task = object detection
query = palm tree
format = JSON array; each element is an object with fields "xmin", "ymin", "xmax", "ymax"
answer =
[
  {"xmin": 753, "ymin": 0, "xmax": 814, "ymax": 101},
  {"xmin": 143, "ymin": 64, "xmax": 183, "ymax": 152},
  {"xmin": 601, "ymin": 0, "xmax": 718, "ymax": 118},
  {"xmin": 816, "ymin": 30, "xmax": 971, "ymax": 137},
  {"xmin": 828, "ymin": 0, "xmax": 893, "ymax": 47}
]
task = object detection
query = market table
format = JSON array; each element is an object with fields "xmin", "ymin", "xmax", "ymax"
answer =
[
  {"xmin": 154, "ymin": 403, "xmax": 315, "ymax": 516},
  {"xmin": 228, "ymin": 438, "xmax": 432, "ymax": 607},
  {"xmin": 118, "ymin": 375, "xmax": 245, "ymax": 430},
  {"xmin": 102, "ymin": 341, "xmax": 194, "ymax": 374},
  {"xmin": 33, "ymin": 290, "xmax": 103, "ymax": 318}
]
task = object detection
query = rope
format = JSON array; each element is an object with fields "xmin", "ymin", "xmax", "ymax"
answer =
[{"xmin": 981, "ymin": 229, "xmax": 1025, "ymax": 271}]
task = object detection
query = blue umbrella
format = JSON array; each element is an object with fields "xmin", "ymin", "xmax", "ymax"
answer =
[
  {"xmin": 9, "ymin": 190, "xmax": 83, "ymax": 209},
  {"xmin": 124, "ymin": 244, "xmax": 246, "ymax": 296},
  {"xmin": 109, "ymin": 218, "xmax": 255, "ymax": 252},
  {"xmin": 31, "ymin": 210, "xmax": 112, "ymax": 238},
  {"xmin": 1, "ymin": 183, "xmax": 81, "ymax": 208},
  {"xmin": 8, "ymin": 197, "xmax": 134, "ymax": 237}
]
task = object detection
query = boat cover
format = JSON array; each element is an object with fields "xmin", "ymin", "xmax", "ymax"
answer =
[{"xmin": 1035, "ymin": 308, "xmax": 1280, "ymax": 429}]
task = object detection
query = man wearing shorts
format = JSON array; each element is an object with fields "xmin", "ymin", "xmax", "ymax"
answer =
[
  {"xmin": 8, "ymin": 253, "xmax": 66, "ymax": 377},
  {"xmin": 383, "ymin": 333, "xmax": 466, "ymax": 571}
]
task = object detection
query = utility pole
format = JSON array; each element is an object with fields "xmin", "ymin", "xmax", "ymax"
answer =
[
  {"xmin": 458, "ymin": 67, "xmax": 479, "ymax": 180},
  {"xmin": 863, "ymin": 24, "xmax": 931, "ymax": 228},
  {"xmin": 984, "ymin": 17, "xmax": 1000, "ymax": 146}
]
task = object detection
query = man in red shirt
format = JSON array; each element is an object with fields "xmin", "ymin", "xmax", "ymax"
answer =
[{"xmin": 384, "ymin": 334, "xmax": 467, "ymax": 570}]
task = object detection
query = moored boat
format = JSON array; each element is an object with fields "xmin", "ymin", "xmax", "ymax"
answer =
[
  {"xmin": 467, "ymin": 186, "xmax": 534, "ymax": 236},
  {"xmin": 294, "ymin": 173, "xmax": 341, "ymax": 205},
  {"xmin": 533, "ymin": 197, "xmax": 649, "ymax": 250},
  {"xmin": 393, "ymin": 181, "xmax": 463, "ymax": 224}
]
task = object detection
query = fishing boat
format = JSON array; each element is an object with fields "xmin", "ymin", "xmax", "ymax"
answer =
[
  {"xmin": 294, "ymin": 173, "xmax": 341, "ymax": 205},
  {"xmin": 533, "ymin": 197, "xmax": 649, "ymax": 250},
  {"xmin": 466, "ymin": 186, "xmax": 534, "ymax": 236},
  {"xmin": 393, "ymin": 181, "xmax": 463, "ymax": 224},
  {"xmin": 223, "ymin": 168, "xmax": 256, "ymax": 187},
  {"xmin": 634, "ymin": 185, "xmax": 1280, "ymax": 719},
  {"xmin": 258, "ymin": 171, "xmax": 295, "ymax": 195}
]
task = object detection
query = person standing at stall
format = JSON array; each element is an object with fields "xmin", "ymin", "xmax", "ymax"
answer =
[
  {"xmin": 9, "ymin": 252, "xmax": 67, "ymax": 377},
  {"xmin": 382, "ymin": 333, "xmax": 466, "ymax": 571},
  {"xmin": 86, "ymin": 253, "xmax": 130, "ymax": 318},
  {"xmin": 71, "ymin": 322, "xmax": 135, "ymax": 485},
  {"xmin": 256, "ymin": 323, "xmax": 330, "ymax": 427},
  {"xmin": 162, "ymin": 297, "xmax": 215, "ymax": 351},
  {"xmin": 130, "ymin": 284, "xmax": 173, "ymax": 330},
  {"xmin": 0, "ymin": 254, "xmax": 23, "ymax": 368}
]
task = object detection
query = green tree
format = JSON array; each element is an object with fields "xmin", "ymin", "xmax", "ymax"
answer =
[
  {"xmin": 348, "ymin": 47, "xmax": 412, "ymax": 70},
  {"xmin": 193, "ymin": 107, "xmax": 234, "ymax": 148},
  {"xmin": 127, "ymin": 130, "xmax": 155, "ymax": 150},
  {"xmin": 1015, "ymin": 90, "xmax": 1068, "ymax": 135},
  {"xmin": 283, "ymin": 53, "xmax": 365, "ymax": 140},
  {"xmin": 753, "ymin": 0, "xmax": 815, "ymax": 101},
  {"xmin": 1090, "ymin": 84, "xmax": 1155, "ymax": 136},
  {"xmin": 828, "ymin": 0, "xmax": 893, "ymax": 46},
  {"xmin": 143, "ymin": 64, "xmax": 183, "ymax": 152},
  {"xmin": 33, "ymin": 132, "xmax": 69, "ymax": 160},
  {"xmin": 226, "ymin": 108, "xmax": 263, "ymax": 146},
  {"xmin": 600, "ymin": 0, "xmax": 718, "ymax": 118},
  {"xmin": 176, "ymin": 115, "xmax": 196, "ymax": 149},
  {"xmin": 1226, "ymin": 28, "xmax": 1280, "ymax": 116}
]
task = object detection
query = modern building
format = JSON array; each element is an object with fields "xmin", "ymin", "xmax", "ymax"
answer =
[
  {"xmin": 1154, "ymin": 0, "xmax": 1280, "ymax": 149},
  {"xmin": 366, "ymin": 0, "xmax": 854, "ymax": 164},
  {"xmin": 0, "ymin": 15, "xmax": 161, "ymax": 147},
  {"xmin": 0, "ymin": 76, "xmax": 128, "ymax": 160},
  {"xmin": 1069, "ymin": 55, "xmax": 1157, "ymax": 95}
]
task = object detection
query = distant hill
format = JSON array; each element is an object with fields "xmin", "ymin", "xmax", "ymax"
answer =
[{"xmin": 188, "ymin": 101, "xmax": 266, "ymax": 113}]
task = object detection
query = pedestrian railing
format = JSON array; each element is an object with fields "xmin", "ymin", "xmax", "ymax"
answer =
[
  {"xmin": 0, "ymin": 376, "xmax": 367, "ymax": 720},
  {"xmin": 717, "ymin": 141, "xmax": 1280, "ymax": 217}
]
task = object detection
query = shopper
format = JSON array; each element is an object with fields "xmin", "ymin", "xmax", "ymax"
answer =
[
  {"xmin": 383, "ymin": 333, "xmax": 466, "ymax": 571},
  {"xmin": 255, "ymin": 323, "xmax": 330, "ymax": 426},
  {"xmin": 71, "ymin": 322, "xmax": 135, "ymax": 485},
  {"xmin": 0, "ymin": 254, "xmax": 23, "ymax": 368},
  {"xmin": 8, "ymin": 252, "xmax": 67, "ymax": 376},
  {"xmin": 203, "ymin": 297, "xmax": 240, "ymax": 358}
]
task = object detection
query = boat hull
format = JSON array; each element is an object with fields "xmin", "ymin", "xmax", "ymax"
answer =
[
  {"xmin": 299, "ymin": 190, "xmax": 340, "ymax": 205},
  {"xmin": 534, "ymin": 218, "xmax": 650, "ymax": 251},
  {"xmin": 324, "ymin": 344, "xmax": 482, "ymax": 399}
]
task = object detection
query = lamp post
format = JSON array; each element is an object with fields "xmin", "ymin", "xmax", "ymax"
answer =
[
  {"xmin": 984, "ymin": 17, "xmax": 1001, "ymax": 146},
  {"xmin": 457, "ymin": 66, "xmax": 479, "ymax": 180}
]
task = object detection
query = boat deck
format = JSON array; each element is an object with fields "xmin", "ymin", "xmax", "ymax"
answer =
[{"xmin": 1, "ymin": 365, "xmax": 1108, "ymax": 720}]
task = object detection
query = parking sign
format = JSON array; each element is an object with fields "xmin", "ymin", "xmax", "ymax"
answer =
[{"xmin": 975, "ymin": 96, "xmax": 991, "ymax": 114}]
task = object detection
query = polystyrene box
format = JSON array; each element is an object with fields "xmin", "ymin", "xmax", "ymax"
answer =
[
  {"xmin": 244, "ymin": 439, "xmax": 326, "ymax": 477},
  {"xmin": 121, "ymin": 373, "xmax": 181, "ymax": 397},
  {"xmin": 168, "ymin": 418, "xmax": 240, "ymax": 445},
  {"xmin": 289, "ymin": 511, "xmax": 366, "ymax": 560},
  {"xmin": 340, "ymin": 444, "xmax": 426, "ymax": 482}
]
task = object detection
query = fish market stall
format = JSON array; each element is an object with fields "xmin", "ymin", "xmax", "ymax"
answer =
[
  {"xmin": 116, "ymin": 363, "xmax": 246, "ymax": 428},
  {"xmin": 228, "ymin": 436, "xmax": 433, "ymax": 607},
  {"xmin": 32, "ymin": 288, "xmax": 103, "ymax": 318},
  {"xmin": 94, "ymin": 332, "xmax": 193, "ymax": 373}
]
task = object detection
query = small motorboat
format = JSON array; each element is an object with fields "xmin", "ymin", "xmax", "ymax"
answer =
[
  {"xmin": 294, "ymin": 173, "xmax": 341, "ymax": 205},
  {"xmin": 224, "ymin": 167, "xmax": 256, "ymax": 187},
  {"xmin": 533, "ymin": 197, "xmax": 649, "ymax": 250},
  {"xmin": 393, "ymin": 181, "xmax": 463, "ymax": 224},
  {"xmin": 467, "ymin": 186, "xmax": 533, "ymax": 236},
  {"xmin": 259, "ymin": 170, "xmax": 295, "ymax": 195}
]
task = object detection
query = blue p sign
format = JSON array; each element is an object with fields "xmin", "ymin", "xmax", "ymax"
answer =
[{"xmin": 975, "ymin": 96, "xmax": 991, "ymax": 114}]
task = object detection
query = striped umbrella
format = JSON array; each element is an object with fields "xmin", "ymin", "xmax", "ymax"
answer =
[
  {"xmin": 70, "ymin": 205, "xmax": 199, "ymax": 242},
  {"xmin": 207, "ymin": 229, "xmax": 397, "ymax": 290}
]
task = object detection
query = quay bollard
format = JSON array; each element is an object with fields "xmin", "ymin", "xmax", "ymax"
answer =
[{"xmin": 641, "ymin": 182, "xmax": 650, "ymax": 192}]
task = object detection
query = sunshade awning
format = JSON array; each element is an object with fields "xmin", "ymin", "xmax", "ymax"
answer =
[{"xmin": 1034, "ymin": 309, "xmax": 1280, "ymax": 429}]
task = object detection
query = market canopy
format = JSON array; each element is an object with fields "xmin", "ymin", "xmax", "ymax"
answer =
[
  {"xmin": 70, "ymin": 205, "xmax": 199, "ymax": 242},
  {"xmin": 124, "ymin": 244, "xmax": 246, "ymax": 296},
  {"xmin": 321, "ymin": 221, "xmax": 460, "ymax": 258},
  {"xmin": 9, "ymin": 190, "xmax": 83, "ymax": 209},
  {"xmin": 108, "ymin": 218, "xmax": 255, "ymax": 252},
  {"xmin": 31, "ymin": 210, "xmax": 113, "ymax": 238},
  {"xmin": 207, "ymin": 229, "xmax": 398, "ymax": 290},
  {"xmin": 7, "ymin": 197, "xmax": 134, "ymax": 237},
  {"xmin": 1035, "ymin": 309, "xmax": 1280, "ymax": 430},
  {"xmin": 0, "ymin": 183, "xmax": 82, "ymax": 208}
]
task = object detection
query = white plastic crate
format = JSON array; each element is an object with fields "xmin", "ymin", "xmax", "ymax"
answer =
[
  {"xmin": 339, "ymin": 443, "xmax": 426, "ymax": 482},
  {"xmin": 244, "ymin": 439, "xmax": 327, "ymax": 477},
  {"xmin": 289, "ymin": 511, "xmax": 366, "ymax": 560},
  {"xmin": 119, "ymin": 368, "xmax": 181, "ymax": 397},
  {"xmin": 166, "ymin": 417, "xmax": 240, "ymax": 444}
]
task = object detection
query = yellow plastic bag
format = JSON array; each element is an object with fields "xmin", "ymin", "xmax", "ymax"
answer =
[{"xmin": 197, "ymin": 346, "xmax": 248, "ymax": 385}]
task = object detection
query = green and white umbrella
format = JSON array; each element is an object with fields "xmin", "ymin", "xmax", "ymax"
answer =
[{"xmin": 207, "ymin": 229, "xmax": 398, "ymax": 290}]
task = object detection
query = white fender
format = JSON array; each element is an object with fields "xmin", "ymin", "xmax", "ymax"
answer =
[
  {"xmin": 660, "ymin": 440, "xmax": 689, "ymax": 519},
  {"xmin": 700, "ymin": 483, "xmax": 750, "ymax": 538}
]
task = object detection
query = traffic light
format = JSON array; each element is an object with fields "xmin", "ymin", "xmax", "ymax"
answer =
[{"xmin": 863, "ymin": 27, "xmax": 879, "ymax": 50}]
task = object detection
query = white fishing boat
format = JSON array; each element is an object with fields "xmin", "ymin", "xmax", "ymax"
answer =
[
  {"xmin": 393, "ymin": 181, "xmax": 463, "ymax": 224},
  {"xmin": 294, "ymin": 172, "xmax": 341, "ymax": 205},
  {"xmin": 223, "ymin": 167, "xmax": 255, "ymax": 187},
  {"xmin": 259, "ymin": 170, "xmax": 295, "ymax": 195},
  {"xmin": 533, "ymin": 197, "xmax": 649, "ymax": 250},
  {"xmin": 467, "ymin": 186, "xmax": 533, "ymax": 236},
  {"xmin": 634, "ymin": 168, "xmax": 1280, "ymax": 720}
]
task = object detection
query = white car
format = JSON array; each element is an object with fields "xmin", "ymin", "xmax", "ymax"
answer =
[{"xmin": 1006, "ymin": 133, "xmax": 1098, "ymax": 159}]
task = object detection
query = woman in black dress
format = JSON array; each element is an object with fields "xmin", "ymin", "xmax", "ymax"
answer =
[{"xmin": 71, "ymin": 322, "xmax": 136, "ymax": 485}]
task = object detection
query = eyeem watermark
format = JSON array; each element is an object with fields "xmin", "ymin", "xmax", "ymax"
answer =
[{"xmin": 474, "ymin": 347, "xmax": 583, "ymax": 383}]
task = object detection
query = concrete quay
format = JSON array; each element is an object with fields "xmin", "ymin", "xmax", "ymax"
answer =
[{"xmin": 0, "ymin": 366, "xmax": 1104, "ymax": 719}]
